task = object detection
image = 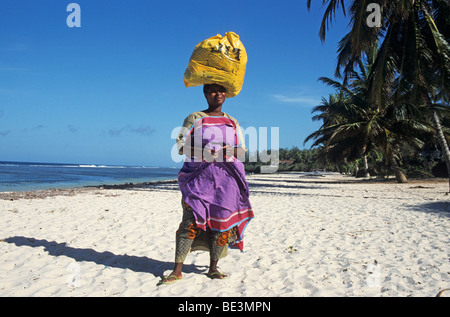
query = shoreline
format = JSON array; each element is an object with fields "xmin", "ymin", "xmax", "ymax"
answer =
[
  {"xmin": 0, "ymin": 179, "xmax": 179, "ymax": 200},
  {"xmin": 1, "ymin": 172, "xmax": 447, "ymax": 201}
]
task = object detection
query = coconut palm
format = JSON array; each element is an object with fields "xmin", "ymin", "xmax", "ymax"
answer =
[
  {"xmin": 305, "ymin": 53, "xmax": 433, "ymax": 182},
  {"xmin": 307, "ymin": 0, "xmax": 450, "ymax": 189}
]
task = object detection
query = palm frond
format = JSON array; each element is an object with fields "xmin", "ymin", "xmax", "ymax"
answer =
[{"xmin": 306, "ymin": 0, "xmax": 347, "ymax": 42}]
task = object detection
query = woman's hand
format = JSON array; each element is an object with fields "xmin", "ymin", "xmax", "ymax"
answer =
[
  {"xmin": 215, "ymin": 145, "xmax": 245, "ymax": 162},
  {"xmin": 204, "ymin": 147, "xmax": 220, "ymax": 162},
  {"xmin": 216, "ymin": 145, "xmax": 232, "ymax": 161},
  {"xmin": 182, "ymin": 145, "xmax": 244, "ymax": 162}
]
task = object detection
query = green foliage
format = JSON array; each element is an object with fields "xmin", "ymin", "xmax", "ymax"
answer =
[
  {"xmin": 305, "ymin": 0, "xmax": 450, "ymax": 183},
  {"xmin": 244, "ymin": 146, "xmax": 447, "ymax": 179}
]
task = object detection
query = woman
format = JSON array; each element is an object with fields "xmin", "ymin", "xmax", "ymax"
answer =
[{"xmin": 161, "ymin": 84, "xmax": 254, "ymax": 284}]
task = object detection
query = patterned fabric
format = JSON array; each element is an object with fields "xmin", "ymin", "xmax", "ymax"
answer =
[
  {"xmin": 175, "ymin": 200, "xmax": 236, "ymax": 262},
  {"xmin": 176, "ymin": 113, "xmax": 254, "ymax": 252},
  {"xmin": 176, "ymin": 111, "xmax": 247, "ymax": 155}
]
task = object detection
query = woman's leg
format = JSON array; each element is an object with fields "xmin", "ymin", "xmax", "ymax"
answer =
[
  {"xmin": 163, "ymin": 208, "xmax": 198, "ymax": 282},
  {"xmin": 207, "ymin": 231, "xmax": 229, "ymax": 279}
]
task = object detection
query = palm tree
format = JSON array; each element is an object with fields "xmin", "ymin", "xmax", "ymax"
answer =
[
  {"xmin": 307, "ymin": 0, "xmax": 450, "ymax": 189},
  {"xmin": 305, "ymin": 59, "xmax": 431, "ymax": 182}
]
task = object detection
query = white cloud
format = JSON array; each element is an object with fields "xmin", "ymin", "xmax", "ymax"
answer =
[
  {"xmin": 0, "ymin": 67, "xmax": 29, "ymax": 72},
  {"xmin": 108, "ymin": 125, "xmax": 156, "ymax": 137},
  {"xmin": 67, "ymin": 125, "xmax": 79, "ymax": 133},
  {"xmin": 270, "ymin": 94, "xmax": 320, "ymax": 107},
  {"xmin": 0, "ymin": 43, "xmax": 29, "ymax": 52}
]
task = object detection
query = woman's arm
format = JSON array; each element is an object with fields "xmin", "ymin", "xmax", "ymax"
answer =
[{"xmin": 181, "ymin": 145, "xmax": 246, "ymax": 162}]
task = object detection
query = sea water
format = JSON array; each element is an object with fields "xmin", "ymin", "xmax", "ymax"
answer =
[{"xmin": 0, "ymin": 161, "xmax": 179, "ymax": 192}]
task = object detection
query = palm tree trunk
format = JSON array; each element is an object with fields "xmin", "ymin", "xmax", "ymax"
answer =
[
  {"xmin": 427, "ymin": 99, "xmax": 450, "ymax": 192},
  {"xmin": 363, "ymin": 154, "xmax": 370, "ymax": 178},
  {"xmin": 389, "ymin": 152, "xmax": 408, "ymax": 183}
]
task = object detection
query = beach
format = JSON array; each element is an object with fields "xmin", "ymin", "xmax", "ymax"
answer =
[{"xmin": 0, "ymin": 172, "xmax": 449, "ymax": 297}]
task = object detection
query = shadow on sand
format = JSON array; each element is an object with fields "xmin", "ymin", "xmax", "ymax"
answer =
[
  {"xmin": 407, "ymin": 201, "xmax": 450, "ymax": 217},
  {"xmin": 2, "ymin": 236, "xmax": 207, "ymax": 280}
]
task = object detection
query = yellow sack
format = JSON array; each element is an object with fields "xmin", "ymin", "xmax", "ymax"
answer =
[{"xmin": 183, "ymin": 32, "xmax": 247, "ymax": 98}]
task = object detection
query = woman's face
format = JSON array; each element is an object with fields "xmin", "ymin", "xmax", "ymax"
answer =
[{"xmin": 205, "ymin": 84, "xmax": 226, "ymax": 107}]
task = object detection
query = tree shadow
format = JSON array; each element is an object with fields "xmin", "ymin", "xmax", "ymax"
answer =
[
  {"xmin": 407, "ymin": 201, "xmax": 450, "ymax": 217},
  {"xmin": 2, "ymin": 236, "xmax": 207, "ymax": 279},
  {"xmin": 248, "ymin": 181, "xmax": 321, "ymax": 192},
  {"xmin": 248, "ymin": 180, "xmax": 337, "ymax": 196}
]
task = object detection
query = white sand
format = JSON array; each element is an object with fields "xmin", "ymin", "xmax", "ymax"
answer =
[{"xmin": 0, "ymin": 172, "xmax": 449, "ymax": 297}]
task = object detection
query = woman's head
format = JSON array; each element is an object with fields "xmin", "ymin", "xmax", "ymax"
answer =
[{"xmin": 203, "ymin": 84, "xmax": 227, "ymax": 108}]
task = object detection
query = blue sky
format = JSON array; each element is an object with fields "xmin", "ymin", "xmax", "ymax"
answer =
[{"xmin": 0, "ymin": 0, "xmax": 350, "ymax": 167}]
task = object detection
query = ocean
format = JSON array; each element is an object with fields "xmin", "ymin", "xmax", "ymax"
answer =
[{"xmin": 0, "ymin": 161, "xmax": 180, "ymax": 192}]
